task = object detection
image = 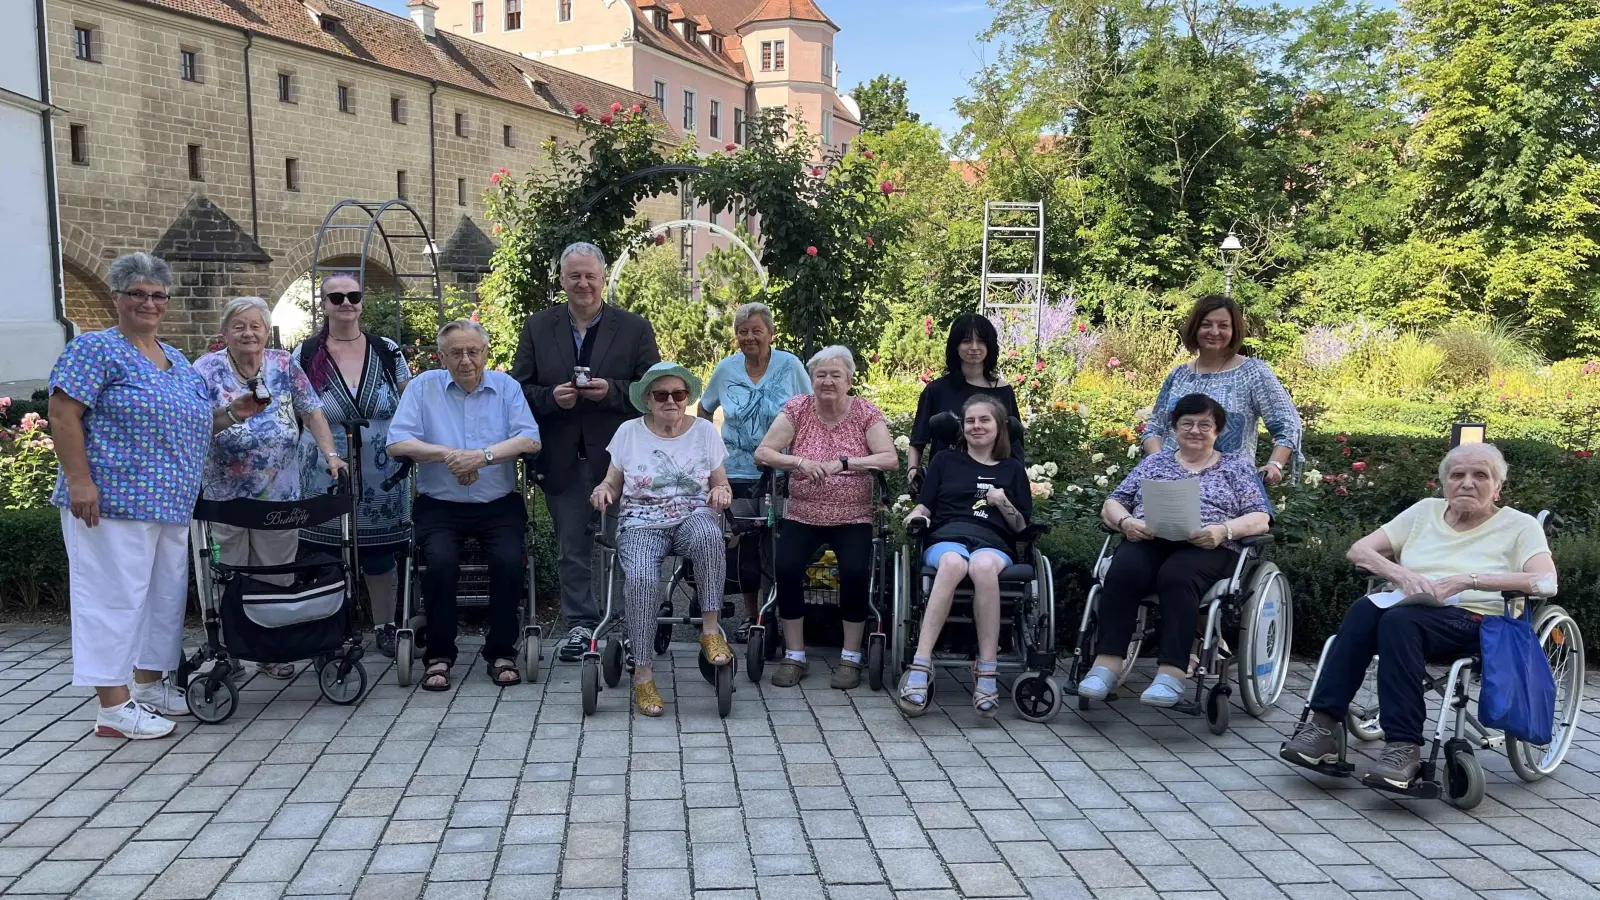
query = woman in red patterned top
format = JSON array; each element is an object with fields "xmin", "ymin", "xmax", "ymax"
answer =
[{"xmin": 756, "ymin": 346, "xmax": 900, "ymax": 689}]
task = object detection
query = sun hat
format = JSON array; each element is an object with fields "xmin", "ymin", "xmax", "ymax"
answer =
[{"xmin": 629, "ymin": 361, "xmax": 703, "ymax": 413}]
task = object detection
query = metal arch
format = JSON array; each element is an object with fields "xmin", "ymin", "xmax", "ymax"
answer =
[
  {"xmin": 571, "ymin": 163, "xmax": 718, "ymax": 220},
  {"xmin": 308, "ymin": 199, "xmax": 443, "ymax": 349},
  {"xmin": 606, "ymin": 219, "xmax": 768, "ymax": 304}
]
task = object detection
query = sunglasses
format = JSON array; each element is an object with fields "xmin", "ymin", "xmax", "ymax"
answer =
[
  {"xmin": 324, "ymin": 291, "xmax": 363, "ymax": 305},
  {"xmin": 650, "ymin": 389, "xmax": 690, "ymax": 403}
]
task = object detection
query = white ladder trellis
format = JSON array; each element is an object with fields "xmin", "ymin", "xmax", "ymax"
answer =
[{"xmin": 978, "ymin": 201, "xmax": 1046, "ymax": 352}]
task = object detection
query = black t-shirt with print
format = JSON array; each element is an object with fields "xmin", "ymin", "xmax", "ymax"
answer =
[{"xmin": 916, "ymin": 449, "xmax": 1032, "ymax": 553}]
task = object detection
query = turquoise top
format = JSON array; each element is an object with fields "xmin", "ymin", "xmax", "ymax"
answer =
[{"xmin": 700, "ymin": 350, "xmax": 811, "ymax": 480}]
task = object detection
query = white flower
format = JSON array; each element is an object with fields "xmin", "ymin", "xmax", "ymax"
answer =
[
  {"xmin": 1105, "ymin": 465, "xmax": 1118, "ymax": 476},
  {"xmin": 1127, "ymin": 444, "xmax": 1139, "ymax": 459},
  {"xmin": 1030, "ymin": 481, "xmax": 1053, "ymax": 500},
  {"xmin": 1303, "ymin": 469, "xmax": 1322, "ymax": 487},
  {"xmin": 1065, "ymin": 483, "xmax": 1083, "ymax": 494},
  {"xmin": 1043, "ymin": 462, "xmax": 1059, "ymax": 477},
  {"xmin": 1075, "ymin": 403, "xmax": 1090, "ymax": 420},
  {"xmin": 1094, "ymin": 475, "xmax": 1110, "ymax": 488},
  {"xmin": 893, "ymin": 434, "xmax": 910, "ymax": 451},
  {"xmin": 1135, "ymin": 406, "xmax": 1154, "ymax": 422},
  {"xmin": 1091, "ymin": 452, "xmax": 1105, "ymax": 464},
  {"xmin": 1026, "ymin": 464, "xmax": 1044, "ymax": 481}
]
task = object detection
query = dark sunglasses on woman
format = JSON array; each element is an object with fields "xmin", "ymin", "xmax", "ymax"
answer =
[
  {"xmin": 325, "ymin": 291, "xmax": 363, "ymax": 305},
  {"xmin": 651, "ymin": 389, "xmax": 690, "ymax": 403}
]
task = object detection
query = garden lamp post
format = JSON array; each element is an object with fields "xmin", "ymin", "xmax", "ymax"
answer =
[{"xmin": 1220, "ymin": 231, "xmax": 1243, "ymax": 297}]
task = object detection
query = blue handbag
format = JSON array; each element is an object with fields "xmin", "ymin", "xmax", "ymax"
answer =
[{"xmin": 1478, "ymin": 599, "xmax": 1556, "ymax": 745}]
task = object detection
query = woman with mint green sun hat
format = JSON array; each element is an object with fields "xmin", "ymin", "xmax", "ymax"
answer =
[{"xmin": 592, "ymin": 362, "xmax": 734, "ymax": 716}]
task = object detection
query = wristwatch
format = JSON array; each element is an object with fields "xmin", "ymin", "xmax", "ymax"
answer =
[
  {"xmin": 839, "ymin": 456, "xmax": 850, "ymax": 472},
  {"xmin": 483, "ymin": 448, "xmax": 495, "ymax": 465}
]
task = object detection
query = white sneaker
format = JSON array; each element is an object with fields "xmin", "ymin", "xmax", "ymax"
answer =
[
  {"xmin": 131, "ymin": 680, "xmax": 191, "ymax": 717},
  {"xmin": 94, "ymin": 700, "xmax": 176, "ymax": 740}
]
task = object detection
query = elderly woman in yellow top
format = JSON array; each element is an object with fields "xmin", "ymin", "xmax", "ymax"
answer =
[{"xmin": 1282, "ymin": 443, "xmax": 1556, "ymax": 789}]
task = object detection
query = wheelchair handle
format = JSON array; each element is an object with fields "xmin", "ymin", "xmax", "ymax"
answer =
[{"xmin": 381, "ymin": 458, "xmax": 414, "ymax": 493}]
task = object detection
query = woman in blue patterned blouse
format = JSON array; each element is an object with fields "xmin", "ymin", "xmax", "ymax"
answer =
[
  {"xmin": 1080, "ymin": 394, "xmax": 1272, "ymax": 708},
  {"xmin": 1142, "ymin": 295, "xmax": 1301, "ymax": 486},
  {"xmin": 49, "ymin": 252, "xmax": 270, "ymax": 741}
]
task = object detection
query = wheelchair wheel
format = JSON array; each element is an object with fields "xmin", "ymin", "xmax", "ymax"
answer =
[
  {"xmin": 746, "ymin": 627, "xmax": 766, "ymax": 683},
  {"xmin": 1509, "ymin": 607, "xmax": 1585, "ymax": 781},
  {"xmin": 602, "ymin": 637, "xmax": 625, "ymax": 688},
  {"xmin": 319, "ymin": 658, "xmax": 366, "ymax": 706},
  {"xmin": 1238, "ymin": 563, "xmax": 1291, "ymax": 717},
  {"xmin": 580, "ymin": 658, "xmax": 600, "ymax": 716},
  {"xmin": 186, "ymin": 671, "xmax": 237, "ymax": 724},
  {"xmin": 1205, "ymin": 684, "xmax": 1230, "ymax": 735},
  {"xmin": 518, "ymin": 627, "xmax": 541, "ymax": 685},
  {"xmin": 867, "ymin": 636, "xmax": 886, "ymax": 692},
  {"xmin": 1346, "ymin": 659, "xmax": 1383, "ymax": 742},
  {"xmin": 1443, "ymin": 739, "xmax": 1485, "ymax": 810},
  {"xmin": 1012, "ymin": 672, "xmax": 1063, "ymax": 723},
  {"xmin": 395, "ymin": 634, "xmax": 414, "ymax": 687}
]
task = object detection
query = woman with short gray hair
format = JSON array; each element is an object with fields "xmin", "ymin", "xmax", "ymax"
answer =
[
  {"xmin": 49, "ymin": 252, "xmax": 272, "ymax": 739},
  {"xmin": 193, "ymin": 297, "xmax": 345, "ymax": 678},
  {"xmin": 699, "ymin": 300, "xmax": 811, "ymax": 639}
]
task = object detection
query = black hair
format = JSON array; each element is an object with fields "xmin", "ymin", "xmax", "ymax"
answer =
[
  {"xmin": 944, "ymin": 313, "xmax": 999, "ymax": 383},
  {"xmin": 1169, "ymin": 392, "xmax": 1227, "ymax": 432}
]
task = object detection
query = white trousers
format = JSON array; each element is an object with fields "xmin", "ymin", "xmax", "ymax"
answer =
[{"xmin": 62, "ymin": 511, "xmax": 190, "ymax": 687}]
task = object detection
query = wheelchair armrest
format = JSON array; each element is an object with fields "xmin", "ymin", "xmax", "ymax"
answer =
[
  {"xmin": 905, "ymin": 515, "xmax": 931, "ymax": 536},
  {"xmin": 1236, "ymin": 534, "xmax": 1274, "ymax": 548},
  {"xmin": 1099, "ymin": 522, "xmax": 1120, "ymax": 535},
  {"xmin": 381, "ymin": 458, "xmax": 415, "ymax": 493},
  {"xmin": 1015, "ymin": 523, "xmax": 1051, "ymax": 543}
]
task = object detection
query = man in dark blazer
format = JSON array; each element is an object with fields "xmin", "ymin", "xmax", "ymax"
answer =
[{"xmin": 510, "ymin": 242, "xmax": 660, "ymax": 661}]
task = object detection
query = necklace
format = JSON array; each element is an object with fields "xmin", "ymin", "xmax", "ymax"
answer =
[{"xmin": 227, "ymin": 351, "xmax": 262, "ymax": 381}]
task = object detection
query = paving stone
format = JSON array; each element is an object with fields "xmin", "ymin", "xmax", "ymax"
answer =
[{"xmin": 142, "ymin": 857, "xmax": 235, "ymax": 899}]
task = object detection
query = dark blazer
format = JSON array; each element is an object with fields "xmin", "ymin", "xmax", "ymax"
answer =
[{"xmin": 509, "ymin": 302, "xmax": 660, "ymax": 480}]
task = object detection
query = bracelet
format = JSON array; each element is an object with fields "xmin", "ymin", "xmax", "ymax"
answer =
[
  {"xmin": 1116, "ymin": 514, "xmax": 1132, "ymax": 531},
  {"xmin": 325, "ymin": 451, "xmax": 341, "ymax": 459},
  {"xmin": 225, "ymin": 405, "xmax": 242, "ymax": 425},
  {"xmin": 1224, "ymin": 523, "xmax": 1234, "ymax": 541},
  {"xmin": 1267, "ymin": 460, "xmax": 1284, "ymax": 472}
]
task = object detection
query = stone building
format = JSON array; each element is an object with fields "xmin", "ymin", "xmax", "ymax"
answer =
[{"xmin": 48, "ymin": 0, "xmax": 676, "ymax": 355}]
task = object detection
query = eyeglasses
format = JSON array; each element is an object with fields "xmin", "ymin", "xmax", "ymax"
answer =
[
  {"xmin": 1177, "ymin": 420, "xmax": 1217, "ymax": 434},
  {"xmin": 120, "ymin": 289, "xmax": 169, "ymax": 304},
  {"xmin": 651, "ymin": 389, "xmax": 690, "ymax": 403},
  {"xmin": 443, "ymin": 348, "xmax": 484, "ymax": 361},
  {"xmin": 324, "ymin": 291, "xmax": 363, "ymax": 305}
]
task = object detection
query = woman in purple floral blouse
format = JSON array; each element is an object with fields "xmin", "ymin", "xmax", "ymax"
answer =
[{"xmin": 1079, "ymin": 393, "xmax": 1273, "ymax": 708}]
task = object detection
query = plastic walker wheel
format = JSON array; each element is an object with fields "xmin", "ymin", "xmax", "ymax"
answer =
[
  {"xmin": 186, "ymin": 671, "xmax": 238, "ymax": 724},
  {"xmin": 746, "ymin": 627, "xmax": 766, "ymax": 684},
  {"xmin": 580, "ymin": 658, "xmax": 600, "ymax": 716},
  {"xmin": 319, "ymin": 657, "xmax": 367, "ymax": 706},
  {"xmin": 602, "ymin": 637, "xmax": 625, "ymax": 688}
]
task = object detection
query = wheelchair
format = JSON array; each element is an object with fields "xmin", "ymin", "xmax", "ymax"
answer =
[
  {"xmin": 382, "ymin": 456, "xmax": 544, "ymax": 688},
  {"xmin": 1065, "ymin": 527, "xmax": 1293, "ymax": 734},
  {"xmin": 583, "ymin": 506, "xmax": 739, "ymax": 718},
  {"xmin": 887, "ymin": 412, "xmax": 1062, "ymax": 721},
  {"xmin": 1281, "ymin": 511, "xmax": 1585, "ymax": 809},
  {"xmin": 741, "ymin": 469, "xmax": 898, "ymax": 690}
]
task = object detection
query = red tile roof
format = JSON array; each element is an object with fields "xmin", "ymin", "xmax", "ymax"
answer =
[
  {"xmin": 625, "ymin": 0, "xmax": 836, "ymax": 81},
  {"xmin": 738, "ymin": 0, "xmax": 835, "ymax": 29},
  {"xmin": 126, "ymin": 0, "xmax": 674, "ymax": 133}
]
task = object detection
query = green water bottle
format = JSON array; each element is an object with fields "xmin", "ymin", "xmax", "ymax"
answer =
[{"xmin": 210, "ymin": 539, "xmax": 221, "ymax": 565}]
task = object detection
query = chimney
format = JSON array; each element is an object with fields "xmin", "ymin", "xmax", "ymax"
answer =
[{"xmin": 407, "ymin": 0, "xmax": 437, "ymax": 37}]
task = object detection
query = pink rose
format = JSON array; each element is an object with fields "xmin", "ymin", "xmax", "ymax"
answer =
[
  {"xmin": 725, "ymin": 143, "xmax": 737, "ymax": 152},
  {"xmin": 611, "ymin": 102, "xmax": 623, "ymax": 114},
  {"xmin": 1107, "ymin": 358, "xmax": 1121, "ymax": 368},
  {"xmin": 1352, "ymin": 461, "xmax": 1366, "ymax": 473},
  {"xmin": 600, "ymin": 114, "xmax": 614, "ymax": 125},
  {"xmin": 806, "ymin": 246, "xmax": 818, "ymax": 257},
  {"xmin": 573, "ymin": 103, "xmax": 589, "ymax": 116},
  {"xmin": 880, "ymin": 180, "xmax": 895, "ymax": 194}
]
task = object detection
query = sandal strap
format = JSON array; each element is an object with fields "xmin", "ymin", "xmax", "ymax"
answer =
[
  {"xmin": 700, "ymin": 633, "xmax": 733, "ymax": 663},
  {"xmin": 634, "ymin": 680, "xmax": 664, "ymax": 714}
]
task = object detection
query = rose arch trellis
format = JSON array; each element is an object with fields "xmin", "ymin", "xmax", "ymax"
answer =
[{"xmin": 480, "ymin": 108, "xmax": 900, "ymax": 359}]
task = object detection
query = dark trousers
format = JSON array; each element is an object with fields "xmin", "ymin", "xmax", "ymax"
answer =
[
  {"xmin": 1097, "ymin": 539, "xmax": 1239, "ymax": 671},
  {"xmin": 415, "ymin": 492, "xmax": 526, "ymax": 665},
  {"xmin": 776, "ymin": 520, "xmax": 872, "ymax": 623},
  {"xmin": 1309, "ymin": 600, "xmax": 1482, "ymax": 745},
  {"xmin": 544, "ymin": 458, "xmax": 603, "ymax": 630},
  {"xmin": 727, "ymin": 479, "xmax": 765, "ymax": 595}
]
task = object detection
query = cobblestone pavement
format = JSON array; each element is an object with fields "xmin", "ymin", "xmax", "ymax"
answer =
[{"xmin": 1, "ymin": 624, "xmax": 1599, "ymax": 899}]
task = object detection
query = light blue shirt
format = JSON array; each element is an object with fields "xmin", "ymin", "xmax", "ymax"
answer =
[
  {"xmin": 387, "ymin": 369, "xmax": 541, "ymax": 503},
  {"xmin": 700, "ymin": 350, "xmax": 812, "ymax": 480}
]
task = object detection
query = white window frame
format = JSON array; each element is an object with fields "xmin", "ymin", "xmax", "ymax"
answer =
[
  {"xmin": 682, "ymin": 89, "xmax": 696, "ymax": 133},
  {"xmin": 709, "ymin": 99, "xmax": 721, "ymax": 139}
]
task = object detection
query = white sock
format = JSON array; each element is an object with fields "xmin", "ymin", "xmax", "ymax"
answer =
[
  {"xmin": 785, "ymin": 650, "xmax": 807, "ymax": 663},
  {"xmin": 840, "ymin": 649, "xmax": 863, "ymax": 664}
]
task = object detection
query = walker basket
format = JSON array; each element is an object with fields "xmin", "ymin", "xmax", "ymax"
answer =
[{"xmin": 219, "ymin": 555, "xmax": 351, "ymax": 664}]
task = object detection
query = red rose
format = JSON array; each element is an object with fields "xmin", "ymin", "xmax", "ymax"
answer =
[
  {"xmin": 870, "ymin": 353, "xmax": 879, "ymax": 363},
  {"xmin": 923, "ymin": 315, "xmax": 933, "ymax": 336},
  {"xmin": 611, "ymin": 102, "xmax": 623, "ymax": 114},
  {"xmin": 499, "ymin": 167, "xmax": 511, "ymax": 175},
  {"xmin": 490, "ymin": 172, "xmax": 502, "ymax": 184},
  {"xmin": 812, "ymin": 168, "xmax": 823, "ymax": 176},
  {"xmin": 600, "ymin": 114, "xmax": 614, "ymax": 125},
  {"xmin": 1077, "ymin": 323, "xmax": 1087, "ymax": 332},
  {"xmin": 654, "ymin": 233, "xmax": 667, "ymax": 246},
  {"xmin": 725, "ymin": 143, "xmax": 737, "ymax": 152},
  {"xmin": 865, "ymin": 236, "xmax": 875, "ymax": 247},
  {"xmin": 1579, "ymin": 450, "xmax": 1594, "ymax": 459},
  {"xmin": 573, "ymin": 103, "xmax": 588, "ymax": 116},
  {"xmin": 806, "ymin": 246, "xmax": 818, "ymax": 257},
  {"xmin": 1336, "ymin": 434, "xmax": 1347, "ymax": 443},
  {"xmin": 1342, "ymin": 446, "xmax": 1351, "ymax": 456},
  {"xmin": 1135, "ymin": 422, "xmax": 1146, "ymax": 433},
  {"xmin": 1335, "ymin": 485, "xmax": 1349, "ymax": 496},
  {"xmin": 1035, "ymin": 359, "xmax": 1047, "ymax": 371},
  {"xmin": 880, "ymin": 180, "xmax": 895, "ymax": 194},
  {"xmin": 631, "ymin": 104, "xmax": 642, "ymax": 114},
  {"xmin": 864, "ymin": 150, "xmax": 874, "ymax": 159},
  {"xmin": 1352, "ymin": 461, "xmax": 1366, "ymax": 473}
]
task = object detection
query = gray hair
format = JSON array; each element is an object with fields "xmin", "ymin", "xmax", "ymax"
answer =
[
  {"xmin": 734, "ymin": 302, "xmax": 775, "ymax": 332},
  {"xmin": 221, "ymin": 296, "xmax": 271, "ymax": 333},
  {"xmin": 319, "ymin": 272, "xmax": 361, "ymax": 294},
  {"xmin": 109, "ymin": 252, "xmax": 172, "ymax": 293},
  {"xmin": 1439, "ymin": 442, "xmax": 1509, "ymax": 485},
  {"xmin": 807, "ymin": 345, "xmax": 856, "ymax": 379},
  {"xmin": 559, "ymin": 242, "xmax": 607, "ymax": 271},
  {"xmin": 437, "ymin": 319, "xmax": 489, "ymax": 345}
]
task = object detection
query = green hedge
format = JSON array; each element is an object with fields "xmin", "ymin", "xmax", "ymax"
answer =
[{"xmin": 0, "ymin": 507, "xmax": 68, "ymax": 611}]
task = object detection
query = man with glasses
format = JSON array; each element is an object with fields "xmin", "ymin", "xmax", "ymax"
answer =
[
  {"xmin": 388, "ymin": 320, "xmax": 542, "ymax": 691},
  {"xmin": 510, "ymin": 242, "xmax": 660, "ymax": 663}
]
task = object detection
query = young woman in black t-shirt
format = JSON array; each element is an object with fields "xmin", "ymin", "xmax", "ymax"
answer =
[
  {"xmin": 897, "ymin": 394, "xmax": 1032, "ymax": 718},
  {"xmin": 907, "ymin": 314, "xmax": 1024, "ymax": 493}
]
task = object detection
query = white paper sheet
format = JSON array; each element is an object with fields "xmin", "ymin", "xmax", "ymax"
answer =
[
  {"xmin": 1140, "ymin": 478, "xmax": 1201, "ymax": 541},
  {"xmin": 1367, "ymin": 590, "xmax": 1461, "ymax": 610}
]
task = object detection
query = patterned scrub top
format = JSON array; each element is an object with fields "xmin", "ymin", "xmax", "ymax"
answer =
[
  {"xmin": 780, "ymin": 394, "xmax": 887, "ymax": 527},
  {"xmin": 193, "ymin": 349, "xmax": 322, "ymax": 502},
  {"xmin": 1145, "ymin": 357, "xmax": 1302, "ymax": 465},
  {"xmin": 48, "ymin": 328, "xmax": 213, "ymax": 525},
  {"xmin": 293, "ymin": 335, "xmax": 411, "ymax": 548}
]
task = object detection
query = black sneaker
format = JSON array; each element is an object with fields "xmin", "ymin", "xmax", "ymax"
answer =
[
  {"xmin": 375, "ymin": 624, "xmax": 398, "ymax": 659},
  {"xmin": 559, "ymin": 626, "xmax": 593, "ymax": 662},
  {"xmin": 1366, "ymin": 741, "xmax": 1422, "ymax": 788}
]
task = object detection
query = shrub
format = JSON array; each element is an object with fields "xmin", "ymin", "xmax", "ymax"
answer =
[
  {"xmin": 0, "ymin": 507, "xmax": 69, "ymax": 611},
  {"xmin": 0, "ymin": 413, "xmax": 57, "ymax": 510}
]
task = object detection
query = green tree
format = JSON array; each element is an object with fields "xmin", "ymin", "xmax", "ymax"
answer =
[{"xmin": 852, "ymin": 75, "xmax": 921, "ymax": 135}]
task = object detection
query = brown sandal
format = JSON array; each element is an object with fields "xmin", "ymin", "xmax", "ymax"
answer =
[
  {"xmin": 634, "ymin": 680, "xmax": 664, "ymax": 717},
  {"xmin": 486, "ymin": 658, "xmax": 521, "ymax": 687},
  {"xmin": 421, "ymin": 660, "xmax": 451, "ymax": 692}
]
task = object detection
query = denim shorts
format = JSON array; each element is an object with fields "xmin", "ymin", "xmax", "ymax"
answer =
[{"xmin": 923, "ymin": 541, "xmax": 1012, "ymax": 569}]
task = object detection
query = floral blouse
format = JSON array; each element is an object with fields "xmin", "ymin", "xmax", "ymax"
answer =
[
  {"xmin": 781, "ymin": 394, "xmax": 887, "ymax": 527},
  {"xmin": 193, "ymin": 349, "xmax": 322, "ymax": 502},
  {"xmin": 1110, "ymin": 451, "xmax": 1271, "ymax": 548}
]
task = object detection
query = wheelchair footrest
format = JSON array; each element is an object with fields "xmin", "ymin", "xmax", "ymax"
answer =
[
  {"xmin": 1362, "ymin": 772, "xmax": 1440, "ymax": 800},
  {"xmin": 1278, "ymin": 748, "xmax": 1355, "ymax": 779},
  {"xmin": 1026, "ymin": 650, "xmax": 1056, "ymax": 671},
  {"xmin": 1171, "ymin": 700, "xmax": 1202, "ymax": 717}
]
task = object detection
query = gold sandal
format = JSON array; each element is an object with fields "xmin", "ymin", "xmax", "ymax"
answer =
[
  {"xmin": 634, "ymin": 680, "xmax": 664, "ymax": 717},
  {"xmin": 700, "ymin": 633, "xmax": 733, "ymax": 667}
]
